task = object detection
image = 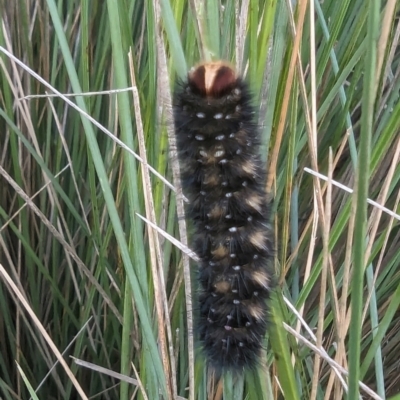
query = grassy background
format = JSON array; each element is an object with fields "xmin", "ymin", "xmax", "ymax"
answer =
[{"xmin": 1, "ymin": 0, "xmax": 400, "ymax": 399}]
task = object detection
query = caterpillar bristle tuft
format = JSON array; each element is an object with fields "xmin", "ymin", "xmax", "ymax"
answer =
[{"xmin": 173, "ymin": 61, "xmax": 274, "ymax": 372}]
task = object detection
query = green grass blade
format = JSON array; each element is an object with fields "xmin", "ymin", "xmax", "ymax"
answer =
[
  {"xmin": 347, "ymin": 0, "xmax": 381, "ymax": 398},
  {"xmin": 16, "ymin": 363, "xmax": 40, "ymax": 400},
  {"xmin": 269, "ymin": 292, "xmax": 300, "ymax": 400}
]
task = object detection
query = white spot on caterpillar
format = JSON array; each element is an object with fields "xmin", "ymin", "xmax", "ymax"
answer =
[
  {"xmin": 199, "ymin": 150, "xmax": 208, "ymax": 158},
  {"xmin": 222, "ymin": 181, "xmax": 228, "ymax": 186},
  {"xmin": 225, "ymin": 214, "xmax": 232, "ymax": 219},
  {"xmin": 219, "ymin": 159, "xmax": 228, "ymax": 164},
  {"xmin": 232, "ymin": 289, "xmax": 238, "ymax": 293},
  {"xmin": 225, "ymin": 114, "xmax": 233, "ymax": 119},
  {"xmin": 215, "ymin": 134, "xmax": 225, "ymax": 140},
  {"xmin": 196, "ymin": 112, "xmax": 206, "ymax": 118},
  {"xmin": 253, "ymin": 254, "xmax": 259, "ymax": 259},
  {"xmin": 233, "ymin": 88, "xmax": 241, "ymax": 96},
  {"xmin": 232, "ymin": 265, "xmax": 241, "ymax": 271},
  {"xmin": 227, "ymin": 315, "xmax": 233, "ymax": 320},
  {"xmin": 224, "ymin": 325, "xmax": 232, "ymax": 331},
  {"xmin": 200, "ymin": 191, "xmax": 206, "ymax": 195},
  {"xmin": 225, "ymin": 192, "xmax": 233, "ymax": 198},
  {"xmin": 214, "ymin": 113, "xmax": 223, "ymax": 119},
  {"xmin": 253, "ymin": 291, "xmax": 259, "ymax": 296},
  {"xmin": 195, "ymin": 134, "xmax": 205, "ymax": 141},
  {"xmin": 229, "ymin": 133, "xmax": 235, "ymax": 138},
  {"xmin": 230, "ymin": 253, "xmax": 236, "ymax": 258},
  {"xmin": 233, "ymin": 299, "xmax": 240, "ymax": 304},
  {"xmin": 236, "ymin": 149, "xmax": 242, "ymax": 155},
  {"xmin": 229, "ymin": 227, "xmax": 237, "ymax": 232},
  {"xmin": 235, "ymin": 105, "xmax": 241, "ymax": 112},
  {"xmin": 238, "ymin": 342, "xmax": 244, "ymax": 347},
  {"xmin": 242, "ymin": 180, "xmax": 248, "ymax": 186},
  {"xmin": 247, "ymin": 216, "xmax": 253, "ymax": 221}
]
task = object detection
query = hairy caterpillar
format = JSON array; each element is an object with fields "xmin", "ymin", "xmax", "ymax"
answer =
[{"xmin": 173, "ymin": 61, "xmax": 274, "ymax": 371}]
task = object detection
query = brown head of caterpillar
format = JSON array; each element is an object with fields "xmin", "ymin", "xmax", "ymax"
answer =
[
  {"xmin": 188, "ymin": 61, "xmax": 237, "ymax": 98},
  {"xmin": 173, "ymin": 61, "xmax": 274, "ymax": 372}
]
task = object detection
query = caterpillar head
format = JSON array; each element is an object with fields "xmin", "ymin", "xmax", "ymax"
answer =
[{"xmin": 188, "ymin": 61, "xmax": 237, "ymax": 98}]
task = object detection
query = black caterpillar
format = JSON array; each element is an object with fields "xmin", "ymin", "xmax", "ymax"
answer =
[{"xmin": 173, "ymin": 61, "xmax": 274, "ymax": 371}]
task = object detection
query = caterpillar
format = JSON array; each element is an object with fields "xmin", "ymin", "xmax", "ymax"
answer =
[{"xmin": 173, "ymin": 61, "xmax": 274, "ymax": 371}]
